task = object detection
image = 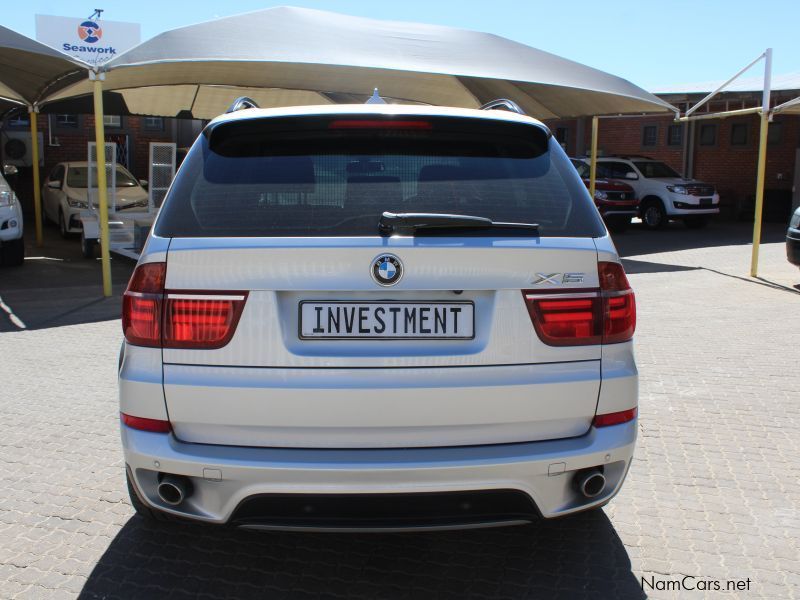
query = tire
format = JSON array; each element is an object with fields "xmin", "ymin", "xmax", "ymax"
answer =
[
  {"xmin": 605, "ymin": 217, "xmax": 629, "ymax": 234},
  {"xmin": 58, "ymin": 210, "xmax": 69, "ymax": 238},
  {"xmin": 126, "ymin": 471, "xmax": 173, "ymax": 522},
  {"xmin": 640, "ymin": 198, "xmax": 667, "ymax": 230},
  {"xmin": 1, "ymin": 237, "xmax": 24, "ymax": 266},
  {"xmin": 80, "ymin": 230, "xmax": 97, "ymax": 259},
  {"xmin": 683, "ymin": 216, "xmax": 709, "ymax": 229}
]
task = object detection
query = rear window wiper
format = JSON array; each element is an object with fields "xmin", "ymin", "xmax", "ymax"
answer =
[{"xmin": 378, "ymin": 212, "xmax": 539, "ymax": 236}]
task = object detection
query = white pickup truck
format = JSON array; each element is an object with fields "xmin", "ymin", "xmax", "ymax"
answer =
[{"xmin": 587, "ymin": 156, "xmax": 720, "ymax": 230}]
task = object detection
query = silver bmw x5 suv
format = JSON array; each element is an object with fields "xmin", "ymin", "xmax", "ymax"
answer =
[{"xmin": 119, "ymin": 103, "xmax": 638, "ymax": 530}]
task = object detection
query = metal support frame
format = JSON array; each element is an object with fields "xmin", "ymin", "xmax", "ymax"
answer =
[
  {"xmin": 674, "ymin": 48, "xmax": 773, "ymax": 277},
  {"xmin": 90, "ymin": 71, "xmax": 112, "ymax": 297},
  {"xmin": 750, "ymin": 49, "xmax": 772, "ymax": 277},
  {"xmin": 28, "ymin": 106, "xmax": 42, "ymax": 247},
  {"xmin": 684, "ymin": 51, "xmax": 767, "ymax": 119}
]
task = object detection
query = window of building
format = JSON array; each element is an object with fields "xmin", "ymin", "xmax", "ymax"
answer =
[
  {"xmin": 56, "ymin": 114, "xmax": 78, "ymax": 128},
  {"xmin": 103, "ymin": 115, "xmax": 122, "ymax": 128},
  {"xmin": 699, "ymin": 123, "xmax": 717, "ymax": 146},
  {"xmin": 641, "ymin": 125, "xmax": 658, "ymax": 146},
  {"xmin": 143, "ymin": 116, "xmax": 164, "ymax": 131},
  {"xmin": 667, "ymin": 124, "xmax": 684, "ymax": 146},
  {"xmin": 730, "ymin": 123, "xmax": 748, "ymax": 146},
  {"xmin": 768, "ymin": 122, "xmax": 783, "ymax": 146}
]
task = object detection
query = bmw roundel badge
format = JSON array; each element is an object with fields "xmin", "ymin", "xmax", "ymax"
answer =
[{"xmin": 371, "ymin": 254, "xmax": 403, "ymax": 286}]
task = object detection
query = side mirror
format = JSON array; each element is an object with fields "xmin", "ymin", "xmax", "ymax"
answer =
[
  {"xmin": 625, "ymin": 172, "xmax": 638, "ymax": 180},
  {"xmin": 3, "ymin": 164, "xmax": 18, "ymax": 176},
  {"xmin": 47, "ymin": 180, "xmax": 62, "ymax": 190},
  {"xmin": 139, "ymin": 179, "xmax": 148, "ymax": 189}
]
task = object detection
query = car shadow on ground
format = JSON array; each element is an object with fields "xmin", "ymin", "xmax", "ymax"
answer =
[
  {"xmin": 0, "ymin": 223, "xmax": 135, "ymax": 331},
  {"xmin": 79, "ymin": 511, "xmax": 645, "ymax": 600},
  {"xmin": 613, "ymin": 220, "xmax": 787, "ymax": 258}
]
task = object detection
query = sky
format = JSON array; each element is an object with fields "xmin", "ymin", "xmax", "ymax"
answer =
[{"xmin": 5, "ymin": 0, "xmax": 800, "ymax": 91}]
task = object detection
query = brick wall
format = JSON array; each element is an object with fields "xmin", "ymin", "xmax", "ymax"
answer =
[{"xmin": 42, "ymin": 114, "xmax": 173, "ymax": 180}]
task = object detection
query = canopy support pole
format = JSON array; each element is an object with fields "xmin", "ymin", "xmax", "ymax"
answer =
[
  {"xmin": 589, "ymin": 116, "xmax": 599, "ymax": 200},
  {"xmin": 91, "ymin": 72, "xmax": 112, "ymax": 297},
  {"xmin": 750, "ymin": 47, "xmax": 772, "ymax": 278},
  {"xmin": 28, "ymin": 106, "xmax": 42, "ymax": 247}
]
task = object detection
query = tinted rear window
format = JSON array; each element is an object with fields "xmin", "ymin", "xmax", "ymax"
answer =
[{"xmin": 155, "ymin": 116, "xmax": 604, "ymax": 238}]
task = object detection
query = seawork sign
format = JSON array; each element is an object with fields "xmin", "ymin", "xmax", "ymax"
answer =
[{"xmin": 35, "ymin": 14, "xmax": 140, "ymax": 66}]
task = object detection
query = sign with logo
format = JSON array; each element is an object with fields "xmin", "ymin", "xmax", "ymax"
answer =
[{"xmin": 35, "ymin": 14, "xmax": 140, "ymax": 66}]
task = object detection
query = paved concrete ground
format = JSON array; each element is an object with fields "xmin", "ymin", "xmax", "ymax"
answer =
[{"xmin": 0, "ymin": 220, "xmax": 798, "ymax": 599}]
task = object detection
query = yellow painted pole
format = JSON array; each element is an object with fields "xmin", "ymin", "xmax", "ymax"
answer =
[
  {"xmin": 750, "ymin": 47, "xmax": 772, "ymax": 278},
  {"xmin": 92, "ymin": 75, "xmax": 112, "ymax": 297},
  {"xmin": 589, "ymin": 116, "xmax": 599, "ymax": 199},
  {"xmin": 28, "ymin": 107, "xmax": 43, "ymax": 247},
  {"xmin": 749, "ymin": 111, "xmax": 769, "ymax": 277}
]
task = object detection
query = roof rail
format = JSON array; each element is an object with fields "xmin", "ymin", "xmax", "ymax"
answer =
[
  {"xmin": 479, "ymin": 99, "xmax": 526, "ymax": 115},
  {"xmin": 226, "ymin": 96, "xmax": 260, "ymax": 114}
]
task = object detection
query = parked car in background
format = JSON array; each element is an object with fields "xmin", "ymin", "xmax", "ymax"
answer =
[
  {"xmin": 588, "ymin": 156, "xmax": 719, "ymax": 230},
  {"xmin": 119, "ymin": 103, "xmax": 638, "ymax": 529},
  {"xmin": 787, "ymin": 206, "xmax": 800, "ymax": 268},
  {"xmin": 42, "ymin": 162, "xmax": 149, "ymax": 238},
  {"xmin": 0, "ymin": 165, "xmax": 24, "ymax": 266},
  {"xmin": 570, "ymin": 158, "xmax": 638, "ymax": 232}
]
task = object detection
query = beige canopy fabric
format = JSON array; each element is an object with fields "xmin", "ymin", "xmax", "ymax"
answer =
[
  {"xmin": 0, "ymin": 24, "xmax": 87, "ymax": 108},
  {"xmin": 43, "ymin": 6, "xmax": 675, "ymax": 120},
  {"xmin": 772, "ymin": 96, "xmax": 800, "ymax": 115}
]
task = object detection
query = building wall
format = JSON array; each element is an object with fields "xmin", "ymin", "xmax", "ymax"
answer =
[{"xmin": 41, "ymin": 114, "xmax": 174, "ymax": 180}]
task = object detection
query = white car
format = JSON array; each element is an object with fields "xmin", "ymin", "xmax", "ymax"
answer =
[
  {"xmin": 42, "ymin": 161, "xmax": 149, "ymax": 237},
  {"xmin": 120, "ymin": 102, "xmax": 638, "ymax": 529},
  {"xmin": 0, "ymin": 165, "xmax": 24, "ymax": 266},
  {"xmin": 586, "ymin": 156, "xmax": 720, "ymax": 230}
]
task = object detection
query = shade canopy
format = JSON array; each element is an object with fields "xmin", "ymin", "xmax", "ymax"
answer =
[
  {"xmin": 43, "ymin": 6, "xmax": 675, "ymax": 120},
  {"xmin": 772, "ymin": 96, "xmax": 800, "ymax": 115},
  {"xmin": 0, "ymin": 24, "xmax": 87, "ymax": 109}
]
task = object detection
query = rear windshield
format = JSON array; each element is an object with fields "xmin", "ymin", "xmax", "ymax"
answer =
[{"xmin": 155, "ymin": 116, "xmax": 604, "ymax": 238}]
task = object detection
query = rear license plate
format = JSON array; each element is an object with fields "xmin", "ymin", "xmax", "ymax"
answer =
[{"xmin": 299, "ymin": 301, "xmax": 475, "ymax": 339}]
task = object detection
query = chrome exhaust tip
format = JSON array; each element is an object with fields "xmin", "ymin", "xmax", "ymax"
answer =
[
  {"xmin": 157, "ymin": 474, "xmax": 191, "ymax": 506},
  {"xmin": 574, "ymin": 468, "xmax": 606, "ymax": 499}
]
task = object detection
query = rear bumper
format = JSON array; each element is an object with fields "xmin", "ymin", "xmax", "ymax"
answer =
[{"xmin": 123, "ymin": 419, "xmax": 637, "ymax": 527}]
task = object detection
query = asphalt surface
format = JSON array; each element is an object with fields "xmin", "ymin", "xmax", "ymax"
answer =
[{"xmin": 0, "ymin": 220, "xmax": 798, "ymax": 599}]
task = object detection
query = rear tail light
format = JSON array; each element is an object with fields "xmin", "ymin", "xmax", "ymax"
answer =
[
  {"xmin": 121, "ymin": 412, "xmax": 171, "ymax": 433},
  {"xmin": 598, "ymin": 262, "xmax": 636, "ymax": 344},
  {"xmin": 522, "ymin": 261, "xmax": 636, "ymax": 346},
  {"xmin": 122, "ymin": 262, "xmax": 247, "ymax": 349},
  {"xmin": 122, "ymin": 262, "xmax": 166, "ymax": 347},
  {"xmin": 594, "ymin": 407, "xmax": 637, "ymax": 427},
  {"xmin": 162, "ymin": 294, "xmax": 247, "ymax": 349}
]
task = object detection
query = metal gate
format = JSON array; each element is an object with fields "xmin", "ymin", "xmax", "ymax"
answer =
[{"xmin": 148, "ymin": 142, "xmax": 176, "ymax": 209}]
